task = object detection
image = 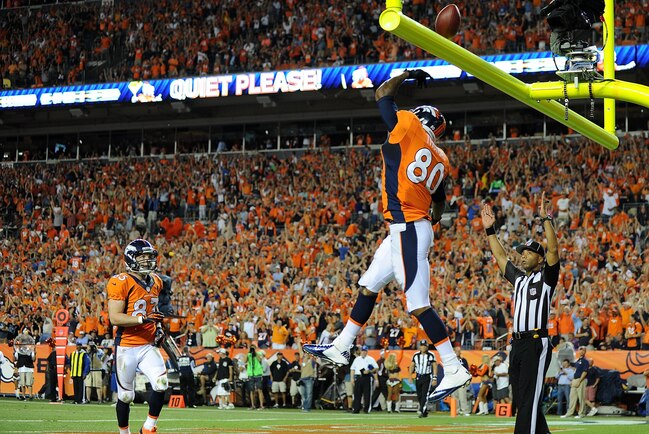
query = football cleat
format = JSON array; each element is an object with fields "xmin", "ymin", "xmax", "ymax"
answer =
[
  {"xmin": 427, "ymin": 364, "xmax": 471, "ymax": 403},
  {"xmin": 302, "ymin": 343, "xmax": 350, "ymax": 365},
  {"xmin": 139, "ymin": 426, "xmax": 157, "ymax": 434}
]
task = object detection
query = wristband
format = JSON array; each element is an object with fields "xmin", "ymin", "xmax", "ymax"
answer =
[
  {"xmin": 138, "ymin": 316, "xmax": 143, "ymax": 325},
  {"xmin": 542, "ymin": 215, "xmax": 553, "ymax": 223},
  {"xmin": 432, "ymin": 376, "xmax": 438, "ymax": 380},
  {"xmin": 485, "ymin": 226, "xmax": 496, "ymax": 236}
]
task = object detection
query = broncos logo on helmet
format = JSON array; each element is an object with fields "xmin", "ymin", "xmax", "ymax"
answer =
[
  {"xmin": 124, "ymin": 239, "xmax": 158, "ymax": 275},
  {"xmin": 411, "ymin": 105, "xmax": 446, "ymax": 140}
]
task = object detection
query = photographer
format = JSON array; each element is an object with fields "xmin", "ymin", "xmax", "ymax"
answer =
[
  {"xmin": 556, "ymin": 359, "xmax": 575, "ymax": 416},
  {"xmin": 247, "ymin": 345, "xmax": 265, "ymax": 410},
  {"xmin": 350, "ymin": 345, "xmax": 377, "ymax": 414},
  {"xmin": 541, "ymin": 0, "xmax": 605, "ymax": 55},
  {"xmin": 85, "ymin": 341, "xmax": 105, "ymax": 403}
]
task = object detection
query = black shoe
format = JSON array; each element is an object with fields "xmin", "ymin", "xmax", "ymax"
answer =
[
  {"xmin": 352, "ymin": 410, "xmax": 360, "ymax": 414},
  {"xmin": 422, "ymin": 411, "xmax": 429, "ymax": 418}
]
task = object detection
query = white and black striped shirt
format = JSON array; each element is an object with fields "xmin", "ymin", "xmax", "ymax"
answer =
[
  {"xmin": 504, "ymin": 261, "xmax": 560, "ymax": 333},
  {"xmin": 412, "ymin": 351, "xmax": 436, "ymax": 376}
]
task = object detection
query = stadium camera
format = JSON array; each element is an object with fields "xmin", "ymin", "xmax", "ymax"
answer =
[{"xmin": 541, "ymin": 0, "xmax": 605, "ymax": 56}]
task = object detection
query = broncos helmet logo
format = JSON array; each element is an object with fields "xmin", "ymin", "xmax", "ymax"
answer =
[{"xmin": 411, "ymin": 105, "xmax": 446, "ymax": 139}]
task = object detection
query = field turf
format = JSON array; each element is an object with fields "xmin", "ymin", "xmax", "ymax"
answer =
[{"xmin": 0, "ymin": 399, "xmax": 647, "ymax": 433}]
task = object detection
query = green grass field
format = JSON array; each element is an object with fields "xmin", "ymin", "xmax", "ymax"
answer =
[{"xmin": 0, "ymin": 399, "xmax": 647, "ymax": 434}]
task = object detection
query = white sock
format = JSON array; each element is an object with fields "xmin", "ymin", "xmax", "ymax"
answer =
[
  {"xmin": 334, "ymin": 320, "xmax": 361, "ymax": 350},
  {"xmin": 119, "ymin": 427, "xmax": 130, "ymax": 434},
  {"xmin": 438, "ymin": 339, "xmax": 460, "ymax": 367},
  {"xmin": 143, "ymin": 415, "xmax": 158, "ymax": 430}
]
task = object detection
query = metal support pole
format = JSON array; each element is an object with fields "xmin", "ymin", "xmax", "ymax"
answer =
[{"xmin": 603, "ymin": 0, "xmax": 616, "ymax": 134}]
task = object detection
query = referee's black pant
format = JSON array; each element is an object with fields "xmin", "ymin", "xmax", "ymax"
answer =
[
  {"xmin": 415, "ymin": 374, "xmax": 432, "ymax": 414},
  {"xmin": 510, "ymin": 336, "xmax": 552, "ymax": 434},
  {"xmin": 352, "ymin": 375, "xmax": 373, "ymax": 413}
]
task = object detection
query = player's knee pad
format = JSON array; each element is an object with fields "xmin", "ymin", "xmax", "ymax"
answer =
[
  {"xmin": 118, "ymin": 390, "xmax": 135, "ymax": 403},
  {"xmin": 151, "ymin": 373, "xmax": 169, "ymax": 392}
]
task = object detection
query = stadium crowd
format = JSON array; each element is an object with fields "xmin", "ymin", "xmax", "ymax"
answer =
[
  {"xmin": 1, "ymin": 133, "xmax": 649, "ymax": 356},
  {"xmin": 1, "ymin": 0, "xmax": 648, "ymax": 89}
]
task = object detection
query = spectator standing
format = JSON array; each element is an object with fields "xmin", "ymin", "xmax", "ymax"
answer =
[
  {"xmin": 270, "ymin": 352, "xmax": 290, "ymax": 408},
  {"xmin": 562, "ymin": 346, "xmax": 589, "ymax": 418},
  {"xmin": 584, "ymin": 361, "xmax": 600, "ymax": 417},
  {"xmin": 44, "ymin": 341, "xmax": 58, "ymax": 402},
  {"xmin": 215, "ymin": 348, "xmax": 234, "ymax": 409},
  {"xmin": 492, "ymin": 356, "xmax": 510, "ymax": 404},
  {"xmin": 451, "ymin": 346, "xmax": 471, "ymax": 417},
  {"xmin": 555, "ymin": 359, "xmax": 575, "ymax": 416},
  {"xmin": 14, "ymin": 329, "xmax": 36, "ymax": 400},
  {"xmin": 271, "ymin": 320, "xmax": 289, "ymax": 350},
  {"xmin": 177, "ymin": 347, "xmax": 196, "ymax": 408},
  {"xmin": 350, "ymin": 345, "xmax": 377, "ymax": 414},
  {"xmin": 410, "ymin": 340, "xmax": 437, "ymax": 418}
]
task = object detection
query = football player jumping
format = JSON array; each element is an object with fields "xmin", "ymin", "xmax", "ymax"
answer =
[
  {"xmin": 304, "ymin": 70, "xmax": 471, "ymax": 403},
  {"xmin": 107, "ymin": 239, "xmax": 168, "ymax": 434}
]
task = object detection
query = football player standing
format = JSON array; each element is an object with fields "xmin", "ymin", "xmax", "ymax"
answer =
[{"xmin": 107, "ymin": 239, "xmax": 167, "ymax": 434}]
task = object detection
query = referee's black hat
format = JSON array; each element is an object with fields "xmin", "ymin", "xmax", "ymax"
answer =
[
  {"xmin": 419, "ymin": 340, "xmax": 429, "ymax": 347},
  {"xmin": 515, "ymin": 240, "xmax": 545, "ymax": 257}
]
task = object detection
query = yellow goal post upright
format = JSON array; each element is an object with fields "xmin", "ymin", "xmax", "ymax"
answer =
[{"xmin": 380, "ymin": 0, "xmax": 649, "ymax": 150}]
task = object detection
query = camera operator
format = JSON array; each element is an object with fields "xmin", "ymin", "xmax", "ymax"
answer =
[
  {"xmin": 247, "ymin": 345, "xmax": 265, "ymax": 410},
  {"xmin": 541, "ymin": 0, "xmax": 605, "ymax": 55},
  {"xmin": 177, "ymin": 347, "xmax": 197, "ymax": 408},
  {"xmin": 350, "ymin": 345, "xmax": 377, "ymax": 414},
  {"xmin": 85, "ymin": 341, "xmax": 105, "ymax": 403}
]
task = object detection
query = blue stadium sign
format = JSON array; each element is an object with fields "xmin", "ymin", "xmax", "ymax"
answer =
[{"xmin": 1, "ymin": 45, "xmax": 646, "ymax": 109}]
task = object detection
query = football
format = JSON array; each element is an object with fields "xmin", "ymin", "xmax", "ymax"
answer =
[{"xmin": 435, "ymin": 4, "xmax": 461, "ymax": 39}]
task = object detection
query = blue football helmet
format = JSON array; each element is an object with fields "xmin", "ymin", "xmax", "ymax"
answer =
[
  {"xmin": 124, "ymin": 239, "xmax": 158, "ymax": 274},
  {"xmin": 411, "ymin": 105, "xmax": 446, "ymax": 139}
]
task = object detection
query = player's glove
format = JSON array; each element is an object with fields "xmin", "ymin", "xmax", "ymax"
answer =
[
  {"xmin": 142, "ymin": 312, "xmax": 165, "ymax": 324},
  {"xmin": 406, "ymin": 69, "xmax": 432, "ymax": 88},
  {"xmin": 153, "ymin": 326, "xmax": 166, "ymax": 348}
]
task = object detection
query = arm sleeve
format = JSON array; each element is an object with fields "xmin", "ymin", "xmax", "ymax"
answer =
[
  {"xmin": 157, "ymin": 274, "xmax": 175, "ymax": 316},
  {"xmin": 543, "ymin": 261, "xmax": 560, "ymax": 289},
  {"xmin": 377, "ymin": 96, "xmax": 398, "ymax": 131},
  {"xmin": 431, "ymin": 178, "xmax": 447, "ymax": 203},
  {"xmin": 106, "ymin": 276, "xmax": 127, "ymax": 301},
  {"xmin": 504, "ymin": 261, "xmax": 524, "ymax": 285}
]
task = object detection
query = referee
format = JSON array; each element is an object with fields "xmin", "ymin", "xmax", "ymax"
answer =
[
  {"xmin": 481, "ymin": 192, "xmax": 559, "ymax": 434},
  {"xmin": 410, "ymin": 340, "xmax": 437, "ymax": 418}
]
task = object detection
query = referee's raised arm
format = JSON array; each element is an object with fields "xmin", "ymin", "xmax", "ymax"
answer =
[
  {"xmin": 480, "ymin": 200, "xmax": 509, "ymax": 273},
  {"xmin": 539, "ymin": 191, "xmax": 559, "ymax": 267}
]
